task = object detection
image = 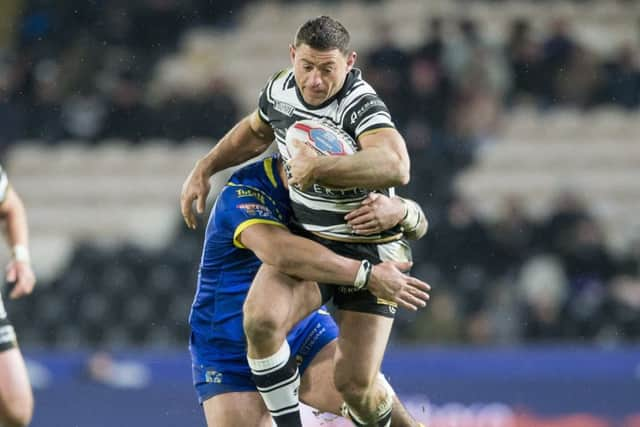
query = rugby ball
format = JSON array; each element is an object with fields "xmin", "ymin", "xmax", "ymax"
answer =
[{"xmin": 285, "ymin": 119, "xmax": 357, "ymax": 157}]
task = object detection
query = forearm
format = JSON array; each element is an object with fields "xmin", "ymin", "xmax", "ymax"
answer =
[
  {"xmin": 268, "ymin": 235, "xmax": 361, "ymax": 286},
  {"xmin": 1, "ymin": 190, "xmax": 30, "ymax": 258},
  {"xmin": 197, "ymin": 115, "xmax": 272, "ymax": 177},
  {"xmin": 312, "ymin": 146, "xmax": 408, "ymax": 189}
]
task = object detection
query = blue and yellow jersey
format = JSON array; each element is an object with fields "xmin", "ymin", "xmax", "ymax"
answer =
[{"xmin": 189, "ymin": 155, "xmax": 318, "ymax": 372}]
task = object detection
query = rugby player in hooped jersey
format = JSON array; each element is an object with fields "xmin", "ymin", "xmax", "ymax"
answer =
[{"xmin": 181, "ymin": 16, "xmax": 428, "ymax": 427}]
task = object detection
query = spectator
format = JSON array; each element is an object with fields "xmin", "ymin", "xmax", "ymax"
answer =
[
  {"xmin": 597, "ymin": 45, "xmax": 640, "ymax": 109},
  {"xmin": 60, "ymin": 88, "xmax": 106, "ymax": 141},
  {"xmin": 406, "ymin": 58, "xmax": 453, "ymax": 139},
  {"xmin": 414, "ymin": 17, "xmax": 445, "ymax": 65},
  {"xmin": 487, "ymin": 196, "xmax": 536, "ymax": 278},
  {"xmin": 554, "ymin": 44, "xmax": 601, "ymax": 108},
  {"xmin": 0, "ymin": 63, "xmax": 26, "ymax": 154},
  {"xmin": 559, "ymin": 217, "xmax": 615, "ymax": 339},
  {"xmin": 101, "ymin": 72, "xmax": 153, "ymax": 142},
  {"xmin": 364, "ymin": 24, "xmax": 411, "ymax": 129},
  {"xmin": 541, "ymin": 18, "xmax": 577, "ymax": 105},
  {"xmin": 519, "ymin": 255, "xmax": 569, "ymax": 340},
  {"xmin": 183, "ymin": 78, "xmax": 240, "ymax": 140},
  {"xmin": 26, "ymin": 59, "xmax": 64, "ymax": 142},
  {"xmin": 505, "ymin": 18, "xmax": 545, "ymax": 106}
]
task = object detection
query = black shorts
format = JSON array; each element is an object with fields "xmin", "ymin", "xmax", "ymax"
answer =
[
  {"xmin": 296, "ymin": 229, "xmax": 413, "ymax": 318},
  {"xmin": 0, "ymin": 295, "xmax": 17, "ymax": 352}
]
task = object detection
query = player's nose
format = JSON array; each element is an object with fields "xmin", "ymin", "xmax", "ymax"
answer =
[{"xmin": 309, "ymin": 70, "xmax": 323, "ymax": 87}]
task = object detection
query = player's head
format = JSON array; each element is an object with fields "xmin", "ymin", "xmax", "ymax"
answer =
[{"xmin": 290, "ymin": 16, "xmax": 357, "ymax": 106}]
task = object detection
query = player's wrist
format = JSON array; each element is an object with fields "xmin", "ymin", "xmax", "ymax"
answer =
[
  {"xmin": 12, "ymin": 244, "xmax": 31, "ymax": 264},
  {"xmin": 399, "ymin": 198, "xmax": 421, "ymax": 232},
  {"xmin": 396, "ymin": 197, "xmax": 410, "ymax": 226},
  {"xmin": 311, "ymin": 156, "xmax": 332, "ymax": 183},
  {"xmin": 354, "ymin": 259, "xmax": 373, "ymax": 290},
  {"xmin": 197, "ymin": 161, "xmax": 214, "ymax": 177}
]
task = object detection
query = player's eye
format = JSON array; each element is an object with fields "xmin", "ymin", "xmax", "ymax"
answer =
[{"xmin": 303, "ymin": 65, "xmax": 313, "ymax": 72}]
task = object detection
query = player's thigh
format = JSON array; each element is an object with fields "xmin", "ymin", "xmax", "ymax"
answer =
[
  {"xmin": 0, "ymin": 348, "xmax": 33, "ymax": 418},
  {"xmin": 246, "ymin": 264, "xmax": 321, "ymax": 331},
  {"xmin": 290, "ymin": 279, "xmax": 322, "ymax": 327},
  {"xmin": 334, "ymin": 310, "xmax": 394, "ymax": 384},
  {"xmin": 244, "ymin": 264, "xmax": 295, "ymax": 330},
  {"xmin": 299, "ymin": 339, "xmax": 342, "ymax": 416},
  {"xmin": 203, "ymin": 391, "xmax": 271, "ymax": 427}
]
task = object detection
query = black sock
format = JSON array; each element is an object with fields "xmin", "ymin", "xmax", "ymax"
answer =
[{"xmin": 248, "ymin": 341, "xmax": 302, "ymax": 427}]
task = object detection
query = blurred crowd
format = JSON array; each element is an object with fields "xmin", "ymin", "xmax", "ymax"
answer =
[
  {"xmin": 401, "ymin": 191, "xmax": 640, "ymax": 345},
  {"xmin": 2, "ymin": 0, "xmax": 640, "ymax": 347},
  {"xmin": 362, "ymin": 15, "xmax": 640, "ymax": 344},
  {"xmin": 0, "ymin": 0, "xmax": 248, "ymax": 152}
]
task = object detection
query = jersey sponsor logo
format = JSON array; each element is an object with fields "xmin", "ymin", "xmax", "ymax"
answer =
[
  {"xmin": 309, "ymin": 184, "xmax": 367, "ymax": 198},
  {"xmin": 236, "ymin": 188, "xmax": 266, "ymax": 204},
  {"xmin": 274, "ymin": 101, "xmax": 295, "ymax": 116},
  {"xmin": 297, "ymin": 323, "xmax": 326, "ymax": 358},
  {"xmin": 205, "ymin": 369, "xmax": 223, "ymax": 384},
  {"xmin": 338, "ymin": 286, "xmax": 364, "ymax": 294},
  {"xmin": 376, "ymin": 297, "xmax": 399, "ymax": 310},
  {"xmin": 237, "ymin": 203, "xmax": 272, "ymax": 217},
  {"xmin": 350, "ymin": 99, "xmax": 385, "ymax": 125}
]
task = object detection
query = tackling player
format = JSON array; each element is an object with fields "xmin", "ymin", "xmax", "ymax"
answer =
[
  {"xmin": 182, "ymin": 16, "xmax": 427, "ymax": 427},
  {"xmin": 188, "ymin": 154, "xmax": 428, "ymax": 426},
  {"xmin": 0, "ymin": 165, "xmax": 36, "ymax": 427}
]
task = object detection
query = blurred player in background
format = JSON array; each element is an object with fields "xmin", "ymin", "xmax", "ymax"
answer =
[
  {"xmin": 187, "ymin": 154, "xmax": 428, "ymax": 426},
  {"xmin": 0, "ymin": 165, "xmax": 36, "ymax": 427},
  {"xmin": 182, "ymin": 15, "xmax": 424, "ymax": 427}
]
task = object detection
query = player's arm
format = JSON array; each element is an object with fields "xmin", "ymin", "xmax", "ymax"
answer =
[
  {"xmin": 239, "ymin": 225, "xmax": 429, "ymax": 311},
  {"xmin": 289, "ymin": 127, "xmax": 409, "ymax": 190},
  {"xmin": 344, "ymin": 193, "xmax": 428, "ymax": 240},
  {"xmin": 316, "ymin": 128, "xmax": 409, "ymax": 188},
  {"xmin": 181, "ymin": 111, "xmax": 274, "ymax": 229},
  {"xmin": 0, "ymin": 186, "xmax": 36, "ymax": 299}
]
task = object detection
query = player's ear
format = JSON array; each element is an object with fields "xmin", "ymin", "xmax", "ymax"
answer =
[
  {"xmin": 289, "ymin": 44, "xmax": 296, "ymax": 65},
  {"xmin": 345, "ymin": 51, "xmax": 357, "ymax": 72}
]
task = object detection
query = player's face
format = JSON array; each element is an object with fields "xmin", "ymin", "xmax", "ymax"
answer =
[{"xmin": 290, "ymin": 43, "xmax": 356, "ymax": 106}]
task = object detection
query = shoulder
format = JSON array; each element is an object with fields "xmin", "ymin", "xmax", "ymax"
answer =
[
  {"xmin": 341, "ymin": 69, "xmax": 377, "ymax": 100},
  {"xmin": 262, "ymin": 68, "xmax": 295, "ymax": 98},
  {"xmin": 338, "ymin": 69, "xmax": 386, "ymax": 118},
  {"xmin": 338, "ymin": 70, "xmax": 395, "ymax": 136}
]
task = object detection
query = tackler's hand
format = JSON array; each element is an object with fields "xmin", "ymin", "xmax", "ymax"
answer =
[{"xmin": 367, "ymin": 261, "xmax": 430, "ymax": 311}]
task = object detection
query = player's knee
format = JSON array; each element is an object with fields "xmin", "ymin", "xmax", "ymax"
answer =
[
  {"xmin": 242, "ymin": 308, "xmax": 281, "ymax": 345},
  {"xmin": 333, "ymin": 369, "xmax": 375, "ymax": 406},
  {"xmin": 0, "ymin": 394, "xmax": 34, "ymax": 427}
]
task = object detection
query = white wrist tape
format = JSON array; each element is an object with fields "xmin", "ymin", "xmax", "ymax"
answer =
[
  {"xmin": 400, "ymin": 198, "xmax": 422, "ymax": 233},
  {"xmin": 12, "ymin": 245, "xmax": 30, "ymax": 263},
  {"xmin": 354, "ymin": 259, "xmax": 373, "ymax": 290}
]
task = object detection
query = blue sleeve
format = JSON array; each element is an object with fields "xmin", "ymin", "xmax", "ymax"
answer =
[{"xmin": 216, "ymin": 184, "xmax": 288, "ymax": 248}]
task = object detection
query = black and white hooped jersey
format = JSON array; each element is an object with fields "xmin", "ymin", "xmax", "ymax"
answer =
[{"xmin": 258, "ymin": 68, "xmax": 403, "ymax": 243}]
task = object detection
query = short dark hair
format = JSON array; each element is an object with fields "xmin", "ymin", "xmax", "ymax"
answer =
[{"xmin": 294, "ymin": 16, "xmax": 351, "ymax": 54}]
